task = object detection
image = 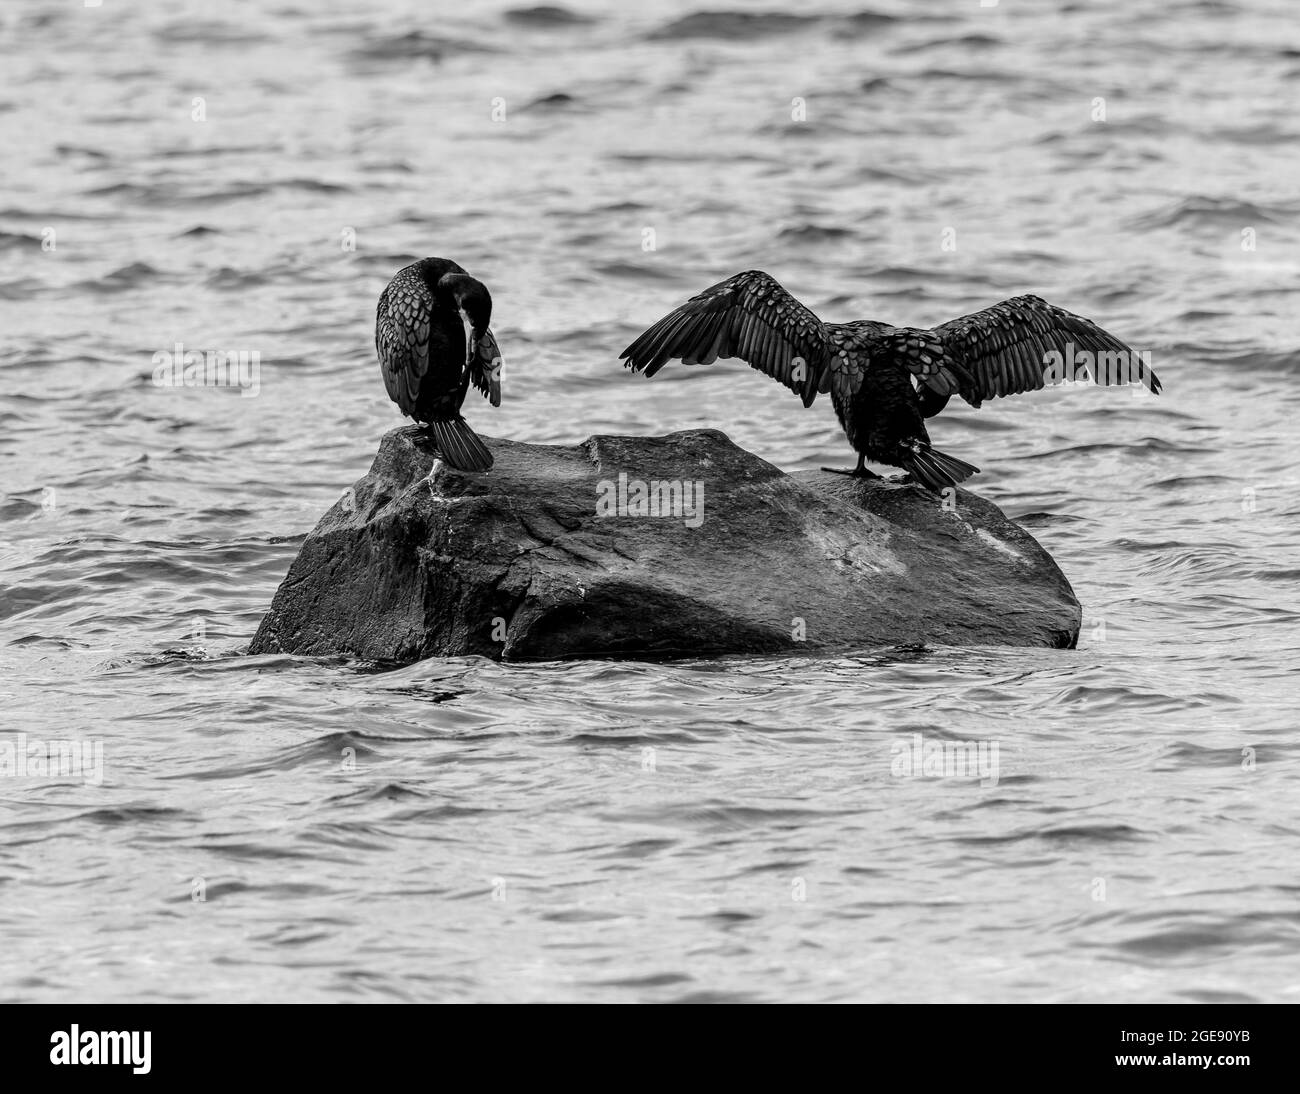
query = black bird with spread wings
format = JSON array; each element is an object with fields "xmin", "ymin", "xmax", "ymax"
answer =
[
  {"xmin": 620, "ymin": 270, "xmax": 1161, "ymax": 492},
  {"xmin": 375, "ymin": 257, "xmax": 502, "ymax": 472}
]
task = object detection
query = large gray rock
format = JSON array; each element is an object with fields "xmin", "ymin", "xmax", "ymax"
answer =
[{"xmin": 248, "ymin": 427, "xmax": 1080, "ymax": 662}]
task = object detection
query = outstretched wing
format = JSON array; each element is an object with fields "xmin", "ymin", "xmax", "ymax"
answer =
[
  {"xmin": 933, "ymin": 294, "xmax": 1161, "ymax": 408},
  {"xmin": 468, "ymin": 328, "xmax": 502, "ymax": 407},
  {"xmin": 375, "ymin": 272, "xmax": 433, "ymax": 416},
  {"xmin": 620, "ymin": 270, "xmax": 831, "ymax": 407}
]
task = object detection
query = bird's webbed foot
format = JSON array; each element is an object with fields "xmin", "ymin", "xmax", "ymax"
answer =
[{"xmin": 821, "ymin": 466, "xmax": 880, "ymax": 479}]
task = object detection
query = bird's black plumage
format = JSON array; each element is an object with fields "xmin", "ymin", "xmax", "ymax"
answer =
[
  {"xmin": 620, "ymin": 270, "xmax": 1161, "ymax": 492},
  {"xmin": 375, "ymin": 257, "xmax": 502, "ymax": 472}
]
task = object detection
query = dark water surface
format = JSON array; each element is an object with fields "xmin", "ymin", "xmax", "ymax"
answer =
[{"xmin": 2, "ymin": 0, "xmax": 1298, "ymax": 1002}]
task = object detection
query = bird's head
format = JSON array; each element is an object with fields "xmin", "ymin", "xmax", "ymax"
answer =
[{"xmin": 438, "ymin": 272, "xmax": 493, "ymax": 335}]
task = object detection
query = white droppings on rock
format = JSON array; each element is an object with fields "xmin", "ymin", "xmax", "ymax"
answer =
[{"xmin": 977, "ymin": 528, "xmax": 1026, "ymax": 562}]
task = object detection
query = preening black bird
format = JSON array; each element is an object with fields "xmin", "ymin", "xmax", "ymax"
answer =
[
  {"xmin": 375, "ymin": 257, "xmax": 502, "ymax": 472},
  {"xmin": 620, "ymin": 270, "xmax": 1161, "ymax": 492}
]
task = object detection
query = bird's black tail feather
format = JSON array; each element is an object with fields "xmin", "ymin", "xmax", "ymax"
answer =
[
  {"xmin": 427, "ymin": 417, "xmax": 493, "ymax": 472},
  {"xmin": 902, "ymin": 444, "xmax": 979, "ymax": 493}
]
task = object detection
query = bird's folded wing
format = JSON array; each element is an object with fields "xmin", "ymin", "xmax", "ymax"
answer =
[
  {"xmin": 619, "ymin": 270, "xmax": 831, "ymax": 407},
  {"xmin": 375, "ymin": 281, "xmax": 432, "ymax": 415},
  {"xmin": 933, "ymin": 294, "xmax": 1161, "ymax": 407},
  {"xmin": 469, "ymin": 328, "xmax": 502, "ymax": 407}
]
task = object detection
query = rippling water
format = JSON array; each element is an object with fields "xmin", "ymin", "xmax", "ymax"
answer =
[{"xmin": 2, "ymin": 0, "xmax": 1299, "ymax": 1002}]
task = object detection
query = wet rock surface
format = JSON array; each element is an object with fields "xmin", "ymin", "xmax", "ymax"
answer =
[{"xmin": 249, "ymin": 426, "xmax": 1081, "ymax": 663}]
